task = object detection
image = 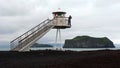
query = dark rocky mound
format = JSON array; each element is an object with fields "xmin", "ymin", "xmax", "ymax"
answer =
[
  {"xmin": 31, "ymin": 43, "xmax": 53, "ymax": 48},
  {"xmin": 63, "ymin": 36, "xmax": 115, "ymax": 48}
]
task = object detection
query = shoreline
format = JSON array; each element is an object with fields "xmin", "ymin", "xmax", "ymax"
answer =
[{"xmin": 0, "ymin": 50, "xmax": 120, "ymax": 68}]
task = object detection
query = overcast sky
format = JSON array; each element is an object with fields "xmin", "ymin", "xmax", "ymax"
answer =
[{"xmin": 0, "ymin": 0, "xmax": 120, "ymax": 47}]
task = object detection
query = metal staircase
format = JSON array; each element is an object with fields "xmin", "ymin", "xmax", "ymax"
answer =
[{"xmin": 10, "ymin": 19, "xmax": 54, "ymax": 51}]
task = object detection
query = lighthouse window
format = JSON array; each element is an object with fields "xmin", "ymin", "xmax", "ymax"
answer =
[{"xmin": 57, "ymin": 13, "xmax": 62, "ymax": 16}]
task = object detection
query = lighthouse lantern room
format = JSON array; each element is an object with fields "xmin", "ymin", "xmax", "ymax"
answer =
[{"xmin": 52, "ymin": 9, "xmax": 71, "ymax": 29}]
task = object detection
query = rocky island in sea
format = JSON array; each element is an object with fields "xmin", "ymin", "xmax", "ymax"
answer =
[
  {"xmin": 31, "ymin": 43, "xmax": 53, "ymax": 48},
  {"xmin": 63, "ymin": 36, "xmax": 115, "ymax": 48}
]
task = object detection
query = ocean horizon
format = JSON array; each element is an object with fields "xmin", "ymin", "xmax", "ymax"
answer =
[{"xmin": 0, "ymin": 44, "xmax": 120, "ymax": 51}]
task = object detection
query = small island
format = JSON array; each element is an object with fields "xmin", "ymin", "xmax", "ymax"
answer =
[
  {"xmin": 31, "ymin": 43, "xmax": 53, "ymax": 48},
  {"xmin": 63, "ymin": 36, "xmax": 115, "ymax": 48}
]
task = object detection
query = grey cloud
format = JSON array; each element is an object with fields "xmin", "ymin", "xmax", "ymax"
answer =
[
  {"xmin": 94, "ymin": 0, "xmax": 120, "ymax": 7},
  {"xmin": 0, "ymin": 0, "xmax": 120, "ymax": 46},
  {"xmin": 0, "ymin": 0, "xmax": 46, "ymax": 16},
  {"xmin": 0, "ymin": 28, "xmax": 16, "ymax": 34}
]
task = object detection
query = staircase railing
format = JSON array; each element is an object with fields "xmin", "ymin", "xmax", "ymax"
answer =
[{"xmin": 10, "ymin": 19, "xmax": 53, "ymax": 50}]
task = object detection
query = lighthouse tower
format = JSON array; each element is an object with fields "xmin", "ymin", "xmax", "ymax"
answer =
[{"xmin": 52, "ymin": 9, "xmax": 71, "ymax": 49}]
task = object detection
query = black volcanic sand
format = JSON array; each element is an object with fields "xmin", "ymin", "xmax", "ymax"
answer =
[{"xmin": 0, "ymin": 50, "xmax": 120, "ymax": 68}]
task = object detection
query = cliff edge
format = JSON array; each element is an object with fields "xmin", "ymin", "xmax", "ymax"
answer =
[{"xmin": 63, "ymin": 36, "xmax": 115, "ymax": 48}]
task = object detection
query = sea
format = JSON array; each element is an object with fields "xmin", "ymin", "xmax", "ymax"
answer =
[
  {"xmin": 0, "ymin": 44, "xmax": 120, "ymax": 51},
  {"xmin": 31, "ymin": 47, "xmax": 120, "ymax": 51}
]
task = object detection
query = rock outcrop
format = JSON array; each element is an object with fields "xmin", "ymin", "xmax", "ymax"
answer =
[{"xmin": 63, "ymin": 36, "xmax": 115, "ymax": 48}]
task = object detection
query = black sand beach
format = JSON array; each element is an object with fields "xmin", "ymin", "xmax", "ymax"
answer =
[{"xmin": 0, "ymin": 50, "xmax": 120, "ymax": 68}]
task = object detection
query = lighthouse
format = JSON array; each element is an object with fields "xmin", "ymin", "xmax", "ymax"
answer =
[{"xmin": 52, "ymin": 9, "xmax": 72, "ymax": 49}]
